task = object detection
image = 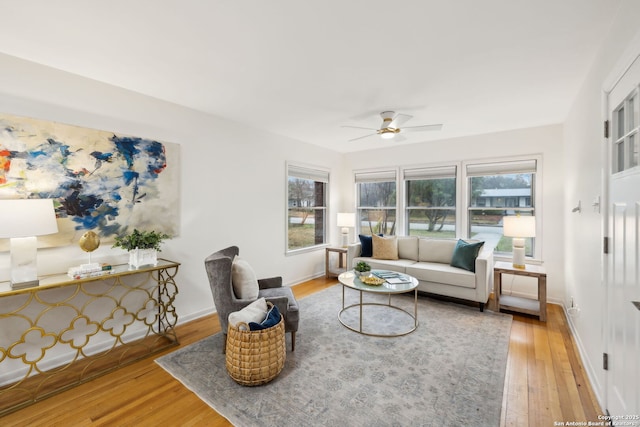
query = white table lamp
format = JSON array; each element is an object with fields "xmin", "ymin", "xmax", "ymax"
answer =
[
  {"xmin": 0, "ymin": 199, "xmax": 59, "ymax": 289},
  {"xmin": 337, "ymin": 213, "xmax": 355, "ymax": 248},
  {"xmin": 503, "ymin": 215, "xmax": 535, "ymax": 269}
]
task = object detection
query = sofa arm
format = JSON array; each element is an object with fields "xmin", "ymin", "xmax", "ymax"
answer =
[
  {"xmin": 474, "ymin": 246, "xmax": 494, "ymax": 301},
  {"xmin": 346, "ymin": 242, "xmax": 362, "ymax": 269}
]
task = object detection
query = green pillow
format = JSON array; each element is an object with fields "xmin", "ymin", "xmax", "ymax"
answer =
[{"xmin": 450, "ymin": 240, "xmax": 485, "ymax": 272}]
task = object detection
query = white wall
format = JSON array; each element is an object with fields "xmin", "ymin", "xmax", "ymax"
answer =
[
  {"xmin": 343, "ymin": 124, "xmax": 566, "ymax": 302},
  {"xmin": 563, "ymin": 0, "xmax": 640, "ymax": 407},
  {"xmin": 0, "ymin": 53, "xmax": 343, "ymax": 326}
]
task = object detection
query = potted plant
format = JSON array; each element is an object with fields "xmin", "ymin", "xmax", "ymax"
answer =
[
  {"xmin": 354, "ymin": 261, "xmax": 371, "ymax": 277},
  {"xmin": 112, "ymin": 229, "xmax": 170, "ymax": 268}
]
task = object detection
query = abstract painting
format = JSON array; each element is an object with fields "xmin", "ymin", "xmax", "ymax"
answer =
[{"xmin": 0, "ymin": 112, "xmax": 180, "ymax": 248}]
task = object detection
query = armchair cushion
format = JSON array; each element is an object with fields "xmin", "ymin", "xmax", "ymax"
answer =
[{"xmin": 231, "ymin": 256, "xmax": 259, "ymax": 299}]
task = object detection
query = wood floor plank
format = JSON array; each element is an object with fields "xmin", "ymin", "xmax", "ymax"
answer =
[{"xmin": 1, "ymin": 277, "xmax": 602, "ymax": 427}]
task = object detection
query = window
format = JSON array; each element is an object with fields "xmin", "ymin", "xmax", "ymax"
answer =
[
  {"xmin": 404, "ymin": 166, "xmax": 456, "ymax": 237},
  {"xmin": 613, "ymin": 89, "xmax": 639, "ymax": 173},
  {"xmin": 355, "ymin": 170, "xmax": 397, "ymax": 236},
  {"xmin": 287, "ymin": 164, "xmax": 329, "ymax": 251},
  {"xmin": 466, "ymin": 159, "xmax": 537, "ymax": 257}
]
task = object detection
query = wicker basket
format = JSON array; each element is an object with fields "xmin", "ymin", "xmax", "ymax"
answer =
[{"xmin": 225, "ymin": 311, "xmax": 286, "ymax": 386}]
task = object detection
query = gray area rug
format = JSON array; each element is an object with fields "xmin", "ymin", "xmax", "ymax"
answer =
[{"xmin": 156, "ymin": 285, "xmax": 512, "ymax": 426}]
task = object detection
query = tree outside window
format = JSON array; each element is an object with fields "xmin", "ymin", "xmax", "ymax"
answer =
[
  {"xmin": 404, "ymin": 166, "xmax": 456, "ymax": 237},
  {"xmin": 356, "ymin": 177, "xmax": 396, "ymax": 236}
]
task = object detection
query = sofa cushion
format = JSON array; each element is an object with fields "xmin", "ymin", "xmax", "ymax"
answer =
[
  {"xmin": 450, "ymin": 239, "xmax": 485, "ymax": 272},
  {"xmin": 353, "ymin": 257, "xmax": 416, "ymax": 272},
  {"xmin": 406, "ymin": 262, "xmax": 476, "ymax": 289},
  {"xmin": 418, "ymin": 238, "xmax": 457, "ymax": 263},
  {"xmin": 358, "ymin": 234, "xmax": 382, "ymax": 257},
  {"xmin": 231, "ymin": 256, "xmax": 260, "ymax": 299},
  {"xmin": 397, "ymin": 236, "xmax": 419, "ymax": 260},
  {"xmin": 372, "ymin": 234, "xmax": 399, "ymax": 260}
]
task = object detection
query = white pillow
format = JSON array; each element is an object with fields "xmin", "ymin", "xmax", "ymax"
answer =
[
  {"xmin": 228, "ymin": 298, "xmax": 268, "ymax": 330},
  {"xmin": 231, "ymin": 256, "xmax": 259, "ymax": 300}
]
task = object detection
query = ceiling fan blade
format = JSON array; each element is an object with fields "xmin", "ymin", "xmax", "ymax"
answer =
[
  {"xmin": 348, "ymin": 133, "xmax": 378, "ymax": 142},
  {"xmin": 388, "ymin": 113, "xmax": 412, "ymax": 129},
  {"xmin": 400, "ymin": 124, "xmax": 443, "ymax": 133},
  {"xmin": 341, "ymin": 125, "xmax": 378, "ymax": 131}
]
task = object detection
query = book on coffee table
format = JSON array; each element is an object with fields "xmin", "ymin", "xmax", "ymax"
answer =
[
  {"xmin": 374, "ymin": 272, "xmax": 411, "ymax": 284},
  {"xmin": 385, "ymin": 277, "xmax": 412, "ymax": 284}
]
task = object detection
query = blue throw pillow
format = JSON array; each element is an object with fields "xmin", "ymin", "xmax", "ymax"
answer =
[
  {"xmin": 450, "ymin": 240, "xmax": 485, "ymax": 272},
  {"xmin": 248, "ymin": 304, "xmax": 281, "ymax": 331},
  {"xmin": 359, "ymin": 234, "xmax": 382, "ymax": 257}
]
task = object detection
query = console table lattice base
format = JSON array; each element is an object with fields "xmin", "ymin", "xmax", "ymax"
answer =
[{"xmin": 0, "ymin": 259, "xmax": 180, "ymax": 416}]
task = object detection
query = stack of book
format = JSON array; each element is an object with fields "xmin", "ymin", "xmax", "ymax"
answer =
[
  {"xmin": 373, "ymin": 271, "xmax": 411, "ymax": 284},
  {"xmin": 68, "ymin": 263, "xmax": 113, "ymax": 280}
]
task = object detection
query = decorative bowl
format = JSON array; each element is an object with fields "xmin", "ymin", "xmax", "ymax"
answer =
[{"xmin": 360, "ymin": 276, "xmax": 385, "ymax": 286}]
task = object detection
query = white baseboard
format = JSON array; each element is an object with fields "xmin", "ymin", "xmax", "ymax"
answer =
[{"xmin": 562, "ymin": 304, "xmax": 605, "ymax": 411}]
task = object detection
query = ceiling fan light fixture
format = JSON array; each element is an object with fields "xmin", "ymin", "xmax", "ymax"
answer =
[{"xmin": 380, "ymin": 130, "xmax": 395, "ymax": 139}]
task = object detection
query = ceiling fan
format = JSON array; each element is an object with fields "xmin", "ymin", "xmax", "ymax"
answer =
[{"xmin": 343, "ymin": 111, "xmax": 442, "ymax": 142}]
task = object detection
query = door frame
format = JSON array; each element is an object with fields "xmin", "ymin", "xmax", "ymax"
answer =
[{"xmin": 601, "ymin": 29, "xmax": 640, "ymax": 413}]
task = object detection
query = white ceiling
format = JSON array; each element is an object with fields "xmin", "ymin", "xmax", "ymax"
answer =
[{"xmin": 0, "ymin": 1, "xmax": 620, "ymax": 152}]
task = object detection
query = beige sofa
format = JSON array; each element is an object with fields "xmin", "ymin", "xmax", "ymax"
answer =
[{"xmin": 346, "ymin": 236, "xmax": 494, "ymax": 311}]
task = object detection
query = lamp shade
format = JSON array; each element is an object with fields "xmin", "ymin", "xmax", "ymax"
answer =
[
  {"xmin": 337, "ymin": 213, "xmax": 356, "ymax": 228},
  {"xmin": 0, "ymin": 199, "xmax": 59, "ymax": 238},
  {"xmin": 503, "ymin": 215, "xmax": 536, "ymax": 238}
]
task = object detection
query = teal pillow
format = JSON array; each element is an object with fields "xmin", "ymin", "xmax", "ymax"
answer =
[{"xmin": 450, "ymin": 240, "xmax": 485, "ymax": 272}]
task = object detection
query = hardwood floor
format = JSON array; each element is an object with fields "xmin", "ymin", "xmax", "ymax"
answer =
[{"xmin": 1, "ymin": 277, "xmax": 602, "ymax": 426}]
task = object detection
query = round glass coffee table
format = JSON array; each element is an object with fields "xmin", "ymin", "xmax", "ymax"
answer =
[{"xmin": 337, "ymin": 270, "xmax": 419, "ymax": 337}]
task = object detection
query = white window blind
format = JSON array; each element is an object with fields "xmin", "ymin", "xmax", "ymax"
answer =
[
  {"xmin": 354, "ymin": 170, "xmax": 397, "ymax": 183},
  {"xmin": 403, "ymin": 165, "xmax": 457, "ymax": 180},
  {"xmin": 288, "ymin": 164, "xmax": 329, "ymax": 182},
  {"xmin": 466, "ymin": 159, "xmax": 537, "ymax": 176}
]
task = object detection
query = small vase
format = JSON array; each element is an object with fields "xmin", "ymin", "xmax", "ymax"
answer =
[
  {"xmin": 129, "ymin": 248, "xmax": 158, "ymax": 268},
  {"xmin": 355, "ymin": 270, "xmax": 370, "ymax": 278}
]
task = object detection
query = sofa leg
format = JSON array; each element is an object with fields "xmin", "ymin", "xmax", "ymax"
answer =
[
  {"xmin": 479, "ymin": 303, "xmax": 485, "ymax": 312},
  {"xmin": 291, "ymin": 331, "xmax": 296, "ymax": 352}
]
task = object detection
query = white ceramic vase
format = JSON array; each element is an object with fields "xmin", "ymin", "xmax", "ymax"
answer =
[{"xmin": 129, "ymin": 248, "xmax": 158, "ymax": 268}]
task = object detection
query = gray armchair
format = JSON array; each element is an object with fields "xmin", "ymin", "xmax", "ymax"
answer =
[{"xmin": 205, "ymin": 246, "xmax": 299, "ymax": 351}]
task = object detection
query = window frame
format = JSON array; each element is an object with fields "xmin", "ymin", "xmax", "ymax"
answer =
[
  {"xmin": 286, "ymin": 162, "xmax": 330, "ymax": 254},
  {"xmin": 463, "ymin": 156, "xmax": 542, "ymax": 261},
  {"xmin": 612, "ymin": 87, "xmax": 639, "ymax": 174},
  {"xmin": 403, "ymin": 165, "xmax": 457, "ymax": 238},
  {"xmin": 354, "ymin": 169, "xmax": 398, "ymax": 236},
  {"xmin": 352, "ymin": 155, "xmax": 542, "ymax": 262}
]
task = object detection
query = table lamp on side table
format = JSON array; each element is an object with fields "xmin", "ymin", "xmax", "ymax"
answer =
[
  {"xmin": 503, "ymin": 215, "xmax": 535, "ymax": 269},
  {"xmin": 337, "ymin": 212, "xmax": 355, "ymax": 248},
  {"xmin": 0, "ymin": 199, "xmax": 59, "ymax": 289}
]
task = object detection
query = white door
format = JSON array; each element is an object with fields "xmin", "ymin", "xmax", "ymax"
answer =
[{"xmin": 606, "ymin": 55, "xmax": 640, "ymax": 417}]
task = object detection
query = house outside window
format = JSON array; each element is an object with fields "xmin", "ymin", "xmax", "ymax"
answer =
[
  {"xmin": 404, "ymin": 165, "xmax": 456, "ymax": 237},
  {"xmin": 287, "ymin": 163, "xmax": 329, "ymax": 252},
  {"xmin": 466, "ymin": 159, "xmax": 538, "ymax": 257},
  {"xmin": 355, "ymin": 170, "xmax": 397, "ymax": 236}
]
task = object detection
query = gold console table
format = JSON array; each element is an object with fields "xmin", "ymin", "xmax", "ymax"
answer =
[{"xmin": 0, "ymin": 258, "xmax": 180, "ymax": 416}]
